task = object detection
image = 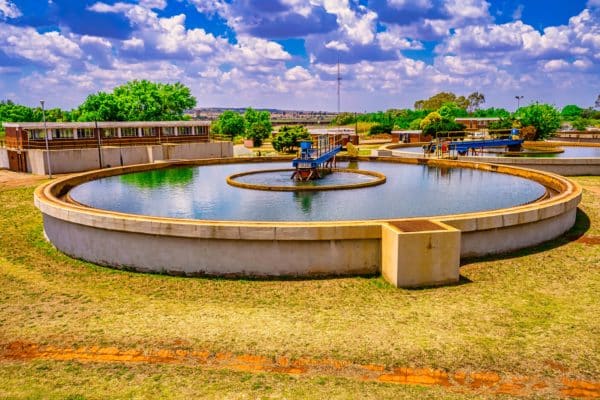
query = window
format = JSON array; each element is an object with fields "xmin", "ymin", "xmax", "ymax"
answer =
[
  {"xmin": 121, "ymin": 127, "xmax": 137, "ymax": 137},
  {"xmin": 56, "ymin": 129, "xmax": 74, "ymax": 139},
  {"xmin": 142, "ymin": 127, "xmax": 159, "ymax": 136},
  {"xmin": 101, "ymin": 128, "xmax": 116, "ymax": 138},
  {"xmin": 28, "ymin": 129, "xmax": 43, "ymax": 140},
  {"xmin": 76, "ymin": 128, "xmax": 94, "ymax": 138},
  {"xmin": 179, "ymin": 126, "xmax": 193, "ymax": 136},
  {"xmin": 196, "ymin": 125, "xmax": 208, "ymax": 135}
]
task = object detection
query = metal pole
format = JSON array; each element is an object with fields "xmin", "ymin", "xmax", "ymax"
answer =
[
  {"xmin": 95, "ymin": 120, "xmax": 103, "ymax": 169},
  {"xmin": 515, "ymin": 95, "xmax": 523, "ymax": 110},
  {"xmin": 336, "ymin": 55, "xmax": 341, "ymax": 114},
  {"xmin": 40, "ymin": 100, "xmax": 52, "ymax": 178}
]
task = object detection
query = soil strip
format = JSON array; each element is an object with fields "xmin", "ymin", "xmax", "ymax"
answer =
[{"xmin": 2, "ymin": 341, "xmax": 598, "ymax": 398}]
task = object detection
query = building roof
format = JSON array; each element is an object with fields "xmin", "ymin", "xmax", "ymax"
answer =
[
  {"xmin": 391, "ymin": 130, "xmax": 422, "ymax": 134},
  {"xmin": 3, "ymin": 120, "xmax": 211, "ymax": 129},
  {"xmin": 308, "ymin": 128, "xmax": 356, "ymax": 135}
]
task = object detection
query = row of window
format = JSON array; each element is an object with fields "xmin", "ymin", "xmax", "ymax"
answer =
[{"xmin": 25, "ymin": 126, "xmax": 209, "ymax": 140}]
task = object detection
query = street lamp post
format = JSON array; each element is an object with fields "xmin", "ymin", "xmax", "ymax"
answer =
[
  {"xmin": 95, "ymin": 119, "xmax": 103, "ymax": 169},
  {"xmin": 515, "ymin": 95, "xmax": 524, "ymax": 110},
  {"xmin": 40, "ymin": 100, "xmax": 52, "ymax": 178}
]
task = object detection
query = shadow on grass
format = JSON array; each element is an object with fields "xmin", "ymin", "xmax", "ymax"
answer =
[
  {"xmin": 108, "ymin": 263, "xmax": 382, "ymax": 283},
  {"xmin": 460, "ymin": 208, "xmax": 591, "ymax": 267}
]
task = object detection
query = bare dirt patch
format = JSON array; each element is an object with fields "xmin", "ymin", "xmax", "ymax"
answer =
[
  {"xmin": 575, "ymin": 235, "xmax": 600, "ymax": 245},
  {"xmin": 0, "ymin": 170, "xmax": 49, "ymax": 188},
  {"xmin": 2, "ymin": 341, "xmax": 599, "ymax": 398},
  {"xmin": 583, "ymin": 185, "xmax": 600, "ymax": 197}
]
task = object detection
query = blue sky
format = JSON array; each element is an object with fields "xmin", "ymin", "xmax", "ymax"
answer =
[{"xmin": 0, "ymin": 0, "xmax": 599, "ymax": 111}]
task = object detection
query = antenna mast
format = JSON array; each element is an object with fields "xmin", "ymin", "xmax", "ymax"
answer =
[{"xmin": 336, "ymin": 56, "xmax": 341, "ymax": 114}]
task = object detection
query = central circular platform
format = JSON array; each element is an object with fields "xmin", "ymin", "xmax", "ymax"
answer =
[{"xmin": 226, "ymin": 168, "xmax": 386, "ymax": 191}]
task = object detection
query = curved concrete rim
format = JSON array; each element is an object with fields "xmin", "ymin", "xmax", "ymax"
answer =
[
  {"xmin": 34, "ymin": 156, "xmax": 582, "ymax": 285},
  {"xmin": 34, "ymin": 156, "xmax": 582, "ymax": 241},
  {"xmin": 226, "ymin": 168, "xmax": 386, "ymax": 192}
]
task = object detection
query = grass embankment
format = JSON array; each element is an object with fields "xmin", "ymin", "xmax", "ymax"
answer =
[{"xmin": 0, "ymin": 175, "xmax": 598, "ymax": 398}]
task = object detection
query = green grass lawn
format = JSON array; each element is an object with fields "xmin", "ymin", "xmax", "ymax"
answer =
[{"xmin": 0, "ymin": 175, "xmax": 598, "ymax": 398}]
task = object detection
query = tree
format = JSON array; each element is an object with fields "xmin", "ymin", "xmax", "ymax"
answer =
[
  {"xmin": 467, "ymin": 92, "xmax": 485, "ymax": 112},
  {"xmin": 595, "ymin": 94, "xmax": 600, "ymax": 110},
  {"xmin": 419, "ymin": 112, "xmax": 442, "ymax": 132},
  {"xmin": 78, "ymin": 92, "xmax": 120, "ymax": 121},
  {"xmin": 214, "ymin": 110, "xmax": 245, "ymax": 139},
  {"xmin": 272, "ymin": 125, "xmax": 311, "ymax": 153},
  {"xmin": 473, "ymin": 107, "xmax": 510, "ymax": 118},
  {"xmin": 413, "ymin": 92, "xmax": 470, "ymax": 112},
  {"xmin": 408, "ymin": 118, "xmax": 422, "ymax": 130},
  {"xmin": 419, "ymin": 111, "xmax": 465, "ymax": 136},
  {"xmin": 572, "ymin": 117, "xmax": 590, "ymax": 131},
  {"xmin": 561, "ymin": 105, "xmax": 583, "ymax": 120},
  {"xmin": 438, "ymin": 102, "xmax": 468, "ymax": 119},
  {"xmin": 0, "ymin": 100, "xmax": 38, "ymax": 123},
  {"xmin": 368, "ymin": 123, "xmax": 392, "ymax": 135},
  {"xmin": 77, "ymin": 80, "xmax": 196, "ymax": 121},
  {"xmin": 582, "ymin": 107, "xmax": 600, "ymax": 119},
  {"xmin": 244, "ymin": 108, "xmax": 272, "ymax": 147},
  {"xmin": 455, "ymin": 95, "xmax": 469, "ymax": 110},
  {"xmin": 515, "ymin": 103, "xmax": 561, "ymax": 140},
  {"xmin": 331, "ymin": 112, "xmax": 356, "ymax": 125},
  {"xmin": 414, "ymin": 92, "xmax": 456, "ymax": 110},
  {"xmin": 488, "ymin": 118, "xmax": 514, "ymax": 130}
]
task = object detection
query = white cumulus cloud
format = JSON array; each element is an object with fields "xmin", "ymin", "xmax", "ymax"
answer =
[
  {"xmin": 325, "ymin": 40, "xmax": 350, "ymax": 51},
  {"xmin": 0, "ymin": 0, "xmax": 21, "ymax": 19}
]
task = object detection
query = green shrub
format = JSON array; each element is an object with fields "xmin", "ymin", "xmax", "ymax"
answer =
[{"xmin": 368, "ymin": 123, "xmax": 392, "ymax": 135}]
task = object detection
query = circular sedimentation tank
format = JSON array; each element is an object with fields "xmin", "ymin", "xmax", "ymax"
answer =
[
  {"xmin": 385, "ymin": 142, "xmax": 600, "ymax": 176},
  {"xmin": 35, "ymin": 157, "xmax": 582, "ymax": 287}
]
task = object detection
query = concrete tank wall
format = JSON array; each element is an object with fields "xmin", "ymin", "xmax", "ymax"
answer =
[
  {"xmin": 165, "ymin": 142, "xmax": 233, "ymax": 160},
  {"xmin": 27, "ymin": 142, "xmax": 234, "ymax": 175},
  {"xmin": 43, "ymin": 214, "xmax": 380, "ymax": 277},
  {"xmin": 455, "ymin": 207, "xmax": 577, "ymax": 257}
]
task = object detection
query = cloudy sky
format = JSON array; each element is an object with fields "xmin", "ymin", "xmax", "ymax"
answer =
[{"xmin": 0, "ymin": 0, "xmax": 599, "ymax": 111}]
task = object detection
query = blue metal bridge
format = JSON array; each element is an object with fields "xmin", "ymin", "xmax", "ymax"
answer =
[
  {"xmin": 291, "ymin": 138, "xmax": 341, "ymax": 181},
  {"xmin": 427, "ymin": 138, "xmax": 524, "ymax": 155}
]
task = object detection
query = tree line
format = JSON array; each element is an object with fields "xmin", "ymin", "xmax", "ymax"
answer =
[
  {"xmin": 0, "ymin": 80, "xmax": 196, "ymax": 127},
  {"xmin": 330, "ymin": 92, "xmax": 600, "ymax": 140}
]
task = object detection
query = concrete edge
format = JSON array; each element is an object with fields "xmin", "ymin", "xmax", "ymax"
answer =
[{"xmin": 226, "ymin": 168, "xmax": 386, "ymax": 192}]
